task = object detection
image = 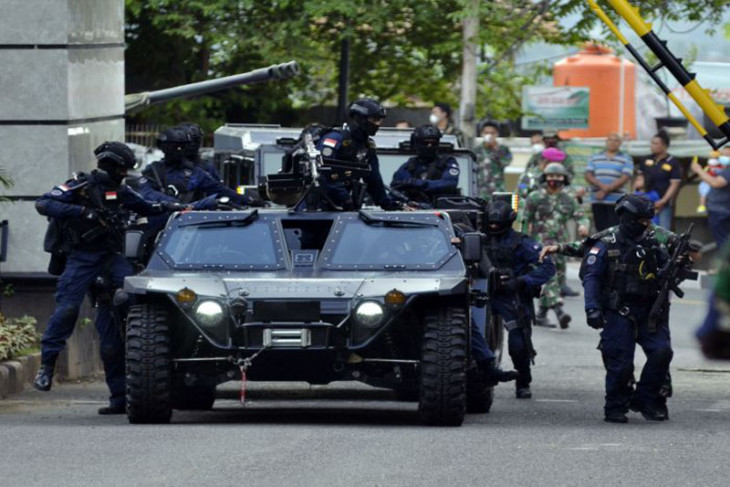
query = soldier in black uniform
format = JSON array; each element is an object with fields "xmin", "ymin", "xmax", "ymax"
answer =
[
  {"xmin": 33, "ymin": 142, "xmax": 180, "ymax": 414},
  {"xmin": 482, "ymin": 200, "xmax": 556, "ymax": 398},
  {"xmin": 579, "ymin": 195, "xmax": 675, "ymax": 423},
  {"xmin": 313, "ymin": 98, "xmax": 399, "ymax": 211},
  {"xmin": 390, "ymin": 124, "xmax": 461, "ymax": 206}
]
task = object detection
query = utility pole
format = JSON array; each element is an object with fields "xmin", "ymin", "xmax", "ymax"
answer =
[
  {"xmin": 337, "ymin": 38, "xmax": 351, "ymax": 124},
  {"xmin": 459, "ymin": 0, "xmax": 479, "ymax": 148}
]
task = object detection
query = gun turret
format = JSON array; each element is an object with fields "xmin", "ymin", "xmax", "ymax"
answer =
[{"xmin": 125, "ymin": 61, "xmax": 300, "ymax": 114}]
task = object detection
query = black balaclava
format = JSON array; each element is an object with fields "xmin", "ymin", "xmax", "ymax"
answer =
[{"xmin": 619, "ymin": 213, "xmax": 648, "ymax": 240}]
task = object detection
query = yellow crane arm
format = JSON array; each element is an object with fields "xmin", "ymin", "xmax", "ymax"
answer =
[{"xmin": 587, "ymin": 0, "xmax": 729, "ymax": 149}]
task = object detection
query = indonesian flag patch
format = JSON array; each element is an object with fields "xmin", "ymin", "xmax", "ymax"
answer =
[
  {"xmin": 105, "ymin": 191, "xmax": 118, "ymax": 200},
  {"xmin": 323, "ymin": 138, "xmax": 338, "ymax": 148},
  {"xmin": 59, "ymin": 184, "xmax": 70, "ymax": 192},
  {"xmin": 589, "ymin": 246, "xmax": 600, "ymax": 255}
]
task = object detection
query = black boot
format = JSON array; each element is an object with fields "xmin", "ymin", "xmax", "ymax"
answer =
[
  {"xmin": 629, "ymin": 398, "xmax": 667, "ymax": 421},
  {"xmin": 98, "ymin": 404, "xmax": 126, "ymax": 415},
  {"xmin": 515, "ymin": 387, "xmax": 532, "ymax": 399},
  {"xmin": 604, "ymin": 410, "xmax": 628, "ymax": 423},
  {"xmin": 535, "ymin": 307, "xmax": 557, "ymax": 328},
  {"xmin": 553, "ymin": 304, "xmax": 571, "ymax": 329},
  {"xmin": 560, "ymin": 284, "xmax": 579, "ymax": 297},
  {"xmin": 479, "ymin": 359, "xmax": 518, "ymax": 386},
  {"xmin": 33, "ymin": 365, "xmax": 54, "ymax": 392}
]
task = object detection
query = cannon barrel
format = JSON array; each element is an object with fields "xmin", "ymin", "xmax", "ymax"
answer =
[{"xmin": 125, "ymin": 61, "xmax": 300, "ymax": 113}]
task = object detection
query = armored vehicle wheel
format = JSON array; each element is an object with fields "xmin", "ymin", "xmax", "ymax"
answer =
[
  {"xmin": 126, "ymin": 304, "xmax": 173, "ymax": 424},
  {"xmin": 418, "ymin": 307, "xmax": 468, "ymax": 426},
  {"xmin": 172, "ymin": 384, "xmax": 216, "ymax": 410}
]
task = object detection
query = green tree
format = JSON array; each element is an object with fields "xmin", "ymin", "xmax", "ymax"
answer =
[{"xmin": 124, "ymin": 0, "xmax": 728, "ymax": 134}]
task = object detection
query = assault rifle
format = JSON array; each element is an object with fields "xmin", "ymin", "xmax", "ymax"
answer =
[{"xmin": 648, "ymin": 224, "xmax": 699, "ymax": 332}]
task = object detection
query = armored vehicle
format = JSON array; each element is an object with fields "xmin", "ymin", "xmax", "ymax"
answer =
[{"xmin": 121, "ymin": 207, "xmax": 495, "ymax": 426}]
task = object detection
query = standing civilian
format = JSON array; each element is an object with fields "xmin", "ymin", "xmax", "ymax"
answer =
[
  {"xmin": 585, "ymin": 133, "xmax": 634, "ymax": 231},
  {"xmin": 690, "ymin": 155, "xmax": 730, "ymax": 247},
  {"xmin": 637, "ymin": 130, "xmax": 681, "ymax": 229}
]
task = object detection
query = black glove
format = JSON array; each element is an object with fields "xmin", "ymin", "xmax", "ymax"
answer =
[
  {"xmin": 81, "ymin": 208, "xmax": 98, "ymax": 221},
  {"xmin": 586, "ymin": 309, "xmax": 606, "ymax": 329},
  {"xmin": 246, "ymin": 197, "xmax": 267, "ymax": 208}
]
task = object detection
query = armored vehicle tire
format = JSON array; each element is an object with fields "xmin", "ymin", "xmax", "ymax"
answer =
[
  {"xmin": 172, "ymin": 385, "xmax": 216, "ymax": 410},
  {"xmin": 418, "ymin": 307, "xmax": 468, "ymax": 426},
  {"xmin": 126, "ymin": 304, "xmax": 173, "ymax": 424}
]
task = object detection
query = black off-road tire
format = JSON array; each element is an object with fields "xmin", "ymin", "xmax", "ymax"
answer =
[
  {"xmin": 418, "ymin": 307, "xmax": 468, "ymax": 426},
  {"xmin": 172, "ymin": 384, "xmax": 216, "ymax": 411},
  {"xmin": 126, "ymin": 304, "xmax": 173, "ymax": 424}
]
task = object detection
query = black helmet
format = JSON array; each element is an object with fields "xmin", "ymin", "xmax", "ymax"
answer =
[
  {"xmin": 156, "ymin": 127, "xmax": 190, "ymax": 164},
  {"xmin": 94, "ymin": 141, "xmax": 136, "ymax": 185},
  {"xmin": 348, "ymin": 97, "xmax": 386, "ymax": 138},
  {"xmin": 616, "ymin": 194, "xmax": 654, "ymax": 239},
  {"xmin": 178, "ymin": 122, "xmax": 203, "ymax": 161},
  {"xmin": 540, "ymin": 162, "xmax": 571, "ymax": 185},
  {"xmin": 94, "ymin": 141, "xmax": 136, "ymax": 169},
  {"xmin": 615, "ymin": 194, "xmax": 655, "ymax": 219},
  {"xmin": 411, "ymin": 124, "xmax": 442, "ymax": 159},
  {"xmin": 487, "ymin": 200, "xmax": 517, "ymax": 235}
]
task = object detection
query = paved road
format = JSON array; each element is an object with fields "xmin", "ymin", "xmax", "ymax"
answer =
[{"xmin": 1, "ymin": 282, "xmax": 728, "ymax": 487}]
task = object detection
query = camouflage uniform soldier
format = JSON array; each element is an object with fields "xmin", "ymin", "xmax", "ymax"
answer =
[
  {"xmin": 522, "ymin": 163, "xmax": 590, "ymax": 328},
  {"xmin": 475, "ymin": 120, "xmax": 513, "ymax": 200}
]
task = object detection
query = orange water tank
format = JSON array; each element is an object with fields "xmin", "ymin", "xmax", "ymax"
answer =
[{"xmin": 553, "ymin": 44, "xmax": 636, "ymax": 139}]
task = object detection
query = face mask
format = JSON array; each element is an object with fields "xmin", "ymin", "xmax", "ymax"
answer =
[
  {"xmin": 547, "ymin": 180, "xmax": 562, "ymax": 189},
  {"xmin": 429, "ymin": 114, "xmax": 440, "ymax": 125},
  {"xmin": 720, "ymin": 156, "xmax": 730, "ymax": 166},
  {"xmin": 619, "ymin": 214, "xmax": 648, "ymax": 240},
  {"xmin": 531, "ymin": 143, "xmax": 545, "ymax": 154},
  {"xmin": 483, "ymin": 134, "xmax": 493, "ymax": 144}
]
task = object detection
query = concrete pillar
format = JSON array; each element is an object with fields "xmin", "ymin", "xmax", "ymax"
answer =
[{"xmin": 0, "ymin": 0, "xmax": 125, "ymax": 274}]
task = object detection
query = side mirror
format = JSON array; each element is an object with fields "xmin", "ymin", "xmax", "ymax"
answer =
[
  {"xmin": 461, "ymin": 232, "xmax": 482, "ymax": 264},
  {"xmin": 124, "ymin": 230, "xmax": 145, "ymax": 262}
]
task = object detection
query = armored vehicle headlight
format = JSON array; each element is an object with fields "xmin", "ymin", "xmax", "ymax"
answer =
[
  {"xmin": 195, "ymin": 300, "xmax": 224, "ymax": 327},
  {"xmin": 354, "ymin": 301, "xmax": 384, "ymax": 328}
]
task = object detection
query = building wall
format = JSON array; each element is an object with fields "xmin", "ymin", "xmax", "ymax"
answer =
[{"xmin": 0, "ymin": 0, "xmax": 125, "ymax": 274}]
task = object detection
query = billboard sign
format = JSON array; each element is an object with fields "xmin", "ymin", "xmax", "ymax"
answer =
[{"xmin": 521, "ymin": 86, "xmax": 590, "ymax": 130}]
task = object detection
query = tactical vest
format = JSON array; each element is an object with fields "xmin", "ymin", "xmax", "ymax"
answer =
[
  {"xmin": 405, "ymin": 155, "xmax": 450, "ymax": 180},
  {"xmin": 582, "ymin": 230, "xmax": 662, "ymax": 305},
  {"xmin": 484, "ymin": 231, "xmax": 524, "ymax": 270},
  {"xmin": 143, "ymin": 160, "xmax": 202, "ymax": 204}
]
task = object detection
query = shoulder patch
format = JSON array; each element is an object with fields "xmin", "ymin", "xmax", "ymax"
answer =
[
  {"xmin": 50, "ymin": 189, "xmax": 63, "ymax": 197},
  {"xmin": 322, "ymin": 147, "xmax": 334, "ymax": 157},
  {"xmin": 448, "ymin": 167, "xmax": 460, "ymax": 176},
  {"xmin": 58, "ymin": 184, "xmax": 70, "ymax": 192},
  {"xmin": 586, "ymin": 255, "xmax": 597, "ymax": 265},
  {"xmin": 589, "ymin": 246, "xmax": 600, "ymax": 254},
  {"xmin": 323, "ymin": 138, "xmax": 339, "ymax": 148}
]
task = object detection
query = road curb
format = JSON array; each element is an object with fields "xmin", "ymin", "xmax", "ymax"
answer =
[{"xmin": 0, "ymin": 353, "xmax": 41, "ymax": 399}]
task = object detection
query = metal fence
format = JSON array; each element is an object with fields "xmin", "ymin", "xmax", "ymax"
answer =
[{"xmin": 125, "ymin": 124, "xmax": 161, "ymax": 148}]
